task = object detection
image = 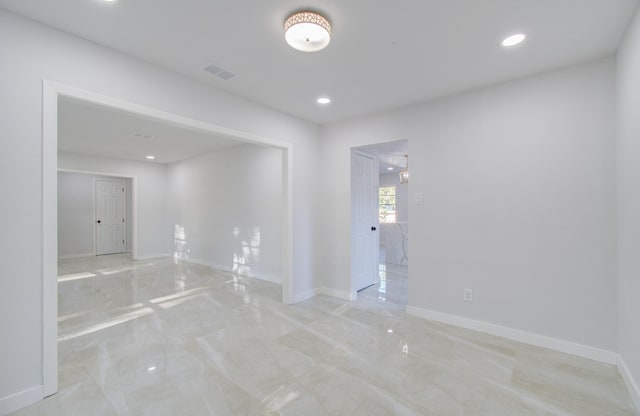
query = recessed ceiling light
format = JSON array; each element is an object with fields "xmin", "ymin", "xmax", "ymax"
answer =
[
  {"xmin": 387, "ymin": 167, "xmax": 394, "ymax": 171},
  {"xmin": 501, "ymin": 33, "xmax": 527, "ymax": 47},
  {"xmin": 284, "ymin": 11, "xmax": 331, "ymax": 53},
  {"xmin": 317, "ymin": 97, "xmax": 331, "ymax": 104},
  {"xmin": 101, "ymin": 0, "xmax": 118, "ymax": 3},
  {"xmin": 146, "ymin": 155, "xmax": 155, "ymax": 160}
]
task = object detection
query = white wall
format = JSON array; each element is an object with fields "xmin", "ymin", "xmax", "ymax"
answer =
[
  {"xmin": 617, "ymin": 4, "xmax": 640, "ymax": 407},
  {"xmin": 0, "ymin": 9, "xmax": 318, "ymax": 410},
  {"xmin": 168, "ymin": 145, "xmax": 283, "ymax": 283},
  {"xmin": 58, "ymin": 172, "xmax": 133, "ymax": 258},
  {"xmin": 59, "ymin": 152, "xmax": 170, "ymax": 259},
  {"xmin": 319, "ymin": 58, "xmax": 617, "ymax": 352}
]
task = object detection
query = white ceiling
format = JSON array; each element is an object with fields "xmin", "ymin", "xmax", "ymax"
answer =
[
  {"xmin": 59, "ymin": 96, "xmax": 406, "ymax": 168},
  {"xmin": 58, "ymin": 97, "xmax": 244, "ymax": 164},
  {"xmin": 1, "ymin": 0, "xmax": 637, "ymax": 124},
  {"xmin": 357, "ymin": 140, "xmax": 409, "ymax": 174}
]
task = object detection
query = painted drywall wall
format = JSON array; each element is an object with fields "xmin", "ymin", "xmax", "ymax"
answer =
[
  {"xmin": 617, "ymin": 3, "xmax": 640, "ymax": 406},
  {"xmin": 58, "ymin": 172, "xmax": 133, "ymax": 258},
  {"xmin": 168, "ymin": 145, "xmax": 283, "ymax": 282},
  {"xmin": 59, "ymin": 152, "xmax": 169, "ymax": 258},
  {"xmin": 319, "ymin": 58, "xmax": 617, "ymax": 351},
  {"xmin": 0, "ymin": 9, "xmax": 318, "ymax": 409},
  {"xmin": 58, "ymin": 172, "xmax": 95, "ymax": 258}
]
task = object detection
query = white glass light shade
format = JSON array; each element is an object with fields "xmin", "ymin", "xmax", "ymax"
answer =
[
  {"xmin": 502, "ymin": 33, "xmax": 526, "ymax": 47},
  {"xmin": 284, "ymin": 11, "xmax": 331, "ymax": 52}
]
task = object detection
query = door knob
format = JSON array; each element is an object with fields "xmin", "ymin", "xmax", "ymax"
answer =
[{"xmin": 371, "ymin": 226, "xmax": 377, "ymax": 231}]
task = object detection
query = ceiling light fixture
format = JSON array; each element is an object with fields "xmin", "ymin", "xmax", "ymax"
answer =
[
  {"xmin": 284, "ymin": 11, "xmax": 331, "ymax": 52},
  {"xmin": 399, "ymin": 155, "xmax": 409, "ymax": 184},
  {"xmin": 317, "ymin": 97, "xmax": 331, "ymax": 104},
  {"xmin": 146, "ymin": 155, "xmax": 155, "ymax": 160},
  {"xmin": 501, "ymin": 33, "xmax": 527, "ymax": 47},
  {"xmin": 387, "ymin": 167, "xmax": 394, "ymax": 171}
]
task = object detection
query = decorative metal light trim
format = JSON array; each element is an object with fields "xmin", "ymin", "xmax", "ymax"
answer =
[
  {"xmin": 399, "ymin": 155, "xmax": 409, "ymax": 184},
  {"xmin": 284, "ymin": 11, "xmax": 331, "ymax": 52}
]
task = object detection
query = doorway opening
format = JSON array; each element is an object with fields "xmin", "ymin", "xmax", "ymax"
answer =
[
  {"xmin": 42, "ymin": 81, "xmax": 294, "ymax": 397},
  {"xmin": 350, "ymin": 140, "xmax": 409, "ymax": 307}
]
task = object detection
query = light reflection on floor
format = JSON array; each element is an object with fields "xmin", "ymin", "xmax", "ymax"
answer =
[
  {"xmin": 7, "ymin": 254, "xmax": 638, "ymax": 416},
  {"xmin": 358, "ymin": 262, "xmax": 408, "ymax": 307}
]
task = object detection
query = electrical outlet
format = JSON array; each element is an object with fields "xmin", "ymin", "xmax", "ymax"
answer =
[{"xmin": 464, "ymin": 288, "xmax": 473, "ymax": 302}]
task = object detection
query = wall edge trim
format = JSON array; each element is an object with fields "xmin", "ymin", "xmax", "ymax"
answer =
[
  {"xmin": 618, "ymin": 354, "xmax": 640, "ymax": 412},
  {"xmin": 0, "ymin": 385, "xmax": 43, "ymax": 416},
  {"xmin": 405, "ymin": 305, "xmax": 617, "ymax": 364},
  {"xmin": 319, "ymin": 287, "xmax": 356, "ymax": 301}
]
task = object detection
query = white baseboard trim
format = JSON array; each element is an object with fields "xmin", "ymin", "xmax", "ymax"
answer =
[
  {"xmin": 134, "ymin": 253, "xmax": 171, "ymax": 260},
  {"xmin": 187, "ymin": 257, "xmax": 283, "ymax": 285},
  {"xmin": 405, "ymin": 305, "xmax": 617, "ymax": 365},
  {"xmin": 286, "ymin": 287, "xmax": 356, "ymax": 303},
  {"xmin": 58, "ymin": 252, "xmax": 94, "ymax": 260},
  {"xmin": 0, "ymin": 385, "xmax": 43, "ymax": 416},
  {"xmin": 618, "ymin": 354, "xmax": 640, "ymax": 412},
  {"xmin": 290, "ymin": 288, "xmax": 322, "ymax": 304},
  {"xmin": 319, "ymin": 287, "xmax": 357, "ymax": 301}
]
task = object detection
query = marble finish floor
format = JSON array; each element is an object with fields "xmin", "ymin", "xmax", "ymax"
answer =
[{"xmin": 9, "ymin": 254, "xmax": 638, "ymax": 415}]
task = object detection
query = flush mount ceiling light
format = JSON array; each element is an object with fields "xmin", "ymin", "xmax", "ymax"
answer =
[
  {"xmin": 317, "ymin": 97, "xmax": 331, "ymax": 104},
  {"xmin": 284, "ymin": 11, "xmax": 331, "ymax": 52},
  {"xmin": 502, "ymin": 33, "xmax": 527, "ymax": 47},
  {"xmin": 146, "ymin": 155, "xmax": 155, "ymax": 160}
]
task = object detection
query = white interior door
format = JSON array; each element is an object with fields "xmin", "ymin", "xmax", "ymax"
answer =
[
  {"xmin": 351, "ymin": 149, "xmax": 379, "ymax": 292},
  {"xmin": 96, "ymin": 179, "xmax": 126, "ymax": 255}
]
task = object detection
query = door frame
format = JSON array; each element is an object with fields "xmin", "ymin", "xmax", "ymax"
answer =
[
  {"xmin": 350, "ymin": 148, "xmax": 380, "ymax": 297},
  {"xmin": 42, "ymin": 80, "xmax": 294, "ymax": 397}
]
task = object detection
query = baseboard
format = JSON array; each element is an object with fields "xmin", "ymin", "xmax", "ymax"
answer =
[
  {"xmin": 58, "ymin": 252, "xmax": 94, "ymax": 259},
  {"xmin": 134, "ymin": 253, "xmax": 171, "ymax": 260},
  {"xmin": 187, "ymin": 257, "xmax": 283, "ymax": 285},
  {"xmin": 618, "ymin": 355, "xmax": 640, "ymax": 412},
  {"xmin": 319, "ymin": 287, "xmax": 357, "ymax": 301},
  {"xmin": 0, "ymin": 385, "xmax": 43, "ymax": 416},
  {"xmin": 405, "ymin": 305, "xmax": 617, "ymax": 365},
  {"xmin": 287, "ymin": 286, "xmax": 356, "ymax": 303},
  {"xmin": 290, "ymin": 288, "xmax": 321, "ymax": 304}
]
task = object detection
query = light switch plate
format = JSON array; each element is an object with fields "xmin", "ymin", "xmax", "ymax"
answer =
[{"xmin": 415, "ymin": 192, "xmax": 424, "ymax": 205}]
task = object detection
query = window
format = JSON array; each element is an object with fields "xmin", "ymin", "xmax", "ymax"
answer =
[{"xmin": 379, "ymin": 186, "xmax": 396, "ymax": 223}]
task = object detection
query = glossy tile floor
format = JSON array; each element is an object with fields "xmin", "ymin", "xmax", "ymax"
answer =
[{"xmin": 9, "ymin": 254, "xmax": 638, "ymax": 415}]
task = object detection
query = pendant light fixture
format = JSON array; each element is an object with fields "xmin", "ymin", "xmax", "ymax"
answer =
[
  {"xmin": 399, "ymin": 155, "xmax": 409, "ymax": 184},
  {"xmin": 284, "ymin": 11, "xmax": 331, "ymax": 52}
]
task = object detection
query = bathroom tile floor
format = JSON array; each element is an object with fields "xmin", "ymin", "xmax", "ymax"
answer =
[{"xmin": 9, "ymin": 254, "xmax": 638, "ymax": 415}]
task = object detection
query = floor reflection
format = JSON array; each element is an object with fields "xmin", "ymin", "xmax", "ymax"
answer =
[
  {"xmin": 7, "ymin": 254, "xmax": 637, "ymax": 416},
  {"xmin": 358, "ymin": 262, "xmax": 408, "ymax": 307}
]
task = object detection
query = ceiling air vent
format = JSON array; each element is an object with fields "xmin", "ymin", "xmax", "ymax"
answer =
[{"xmin": 203, "ymin": 63, "xmax": 236, "ymax": 81}]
